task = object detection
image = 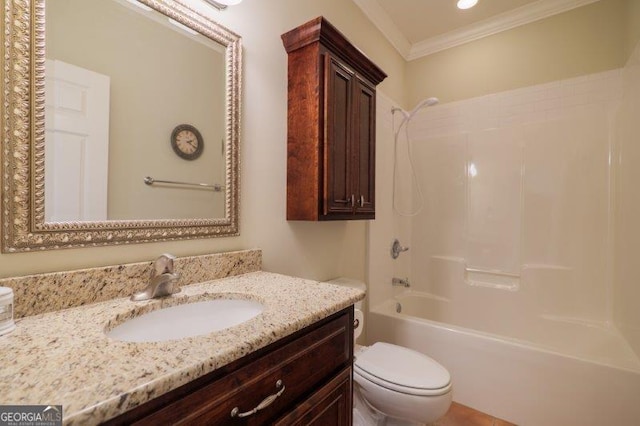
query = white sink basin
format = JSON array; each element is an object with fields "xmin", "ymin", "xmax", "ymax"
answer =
[{"xmin": 106, "ymin": 299, "xmax": 264, "ymax": 343}]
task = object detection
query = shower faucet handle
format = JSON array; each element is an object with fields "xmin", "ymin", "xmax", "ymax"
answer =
[{"xmin": 391, "ymin": 239, "xmax": 409, "ymax": 259}]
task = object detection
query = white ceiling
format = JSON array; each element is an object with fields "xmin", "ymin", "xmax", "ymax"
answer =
[{"xmin": 352, "ymin": 0, "xmax": 601, "ymax": 60}]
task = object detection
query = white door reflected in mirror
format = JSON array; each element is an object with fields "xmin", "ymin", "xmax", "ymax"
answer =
[{"xmin": 45, "ymin": 60, "xmax": 110, "ymax": 222}]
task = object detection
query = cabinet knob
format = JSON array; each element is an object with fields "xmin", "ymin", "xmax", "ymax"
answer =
[
  {"xmin": 359, "ymin": 195, "xmax": 365, "ymax": 207},
  {"xmin": 350, "ymin": 194, "xmax": 355, "ymax": 207}
]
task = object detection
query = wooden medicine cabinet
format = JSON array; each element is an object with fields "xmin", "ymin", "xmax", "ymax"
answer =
[{"xmin": 282, "ymin": 17, "xmax": 387, "ymax": 221}]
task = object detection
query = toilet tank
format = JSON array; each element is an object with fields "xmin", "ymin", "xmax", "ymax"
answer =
[{"xmin": 323, "ymin": 277, "xmax": 366, "ymax": 310}]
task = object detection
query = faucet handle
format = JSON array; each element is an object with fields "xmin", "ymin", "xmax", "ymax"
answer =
[
  {"xmin": 153, "ymin": 253, "xmax": 176, "ymax": 276},
  {"xmin": 391, "ymin": 239, "xmax": 409, "ymax": 259}
]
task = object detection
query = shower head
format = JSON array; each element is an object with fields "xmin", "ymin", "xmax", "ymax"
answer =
[
  {"xmin": 420, "ymin": 97, "xmax": 440, "ymax": 107},
  {"xmin": 391, "ymin": 96, "xmax": 440, "ymax": 131},
  {"xmin": 408, "ymin": 97, "xmax": 439, "ymax": 118}
]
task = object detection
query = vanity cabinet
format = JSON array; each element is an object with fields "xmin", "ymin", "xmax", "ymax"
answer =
[
  {"xmin": 282, "ymin": 17, "xmax": 387, "ymax": 221},
  {"xmin": 104, "ymin": 307, "xmax": 354, "ymax": 425}
]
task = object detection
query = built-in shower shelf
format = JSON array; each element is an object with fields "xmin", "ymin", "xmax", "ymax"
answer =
[{"xmin": 464, "ymin": 267, "xmax": 520, "ymax": 291}]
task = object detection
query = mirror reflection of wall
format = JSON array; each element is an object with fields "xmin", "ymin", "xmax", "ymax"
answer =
[{"xmin": 44, "ymin": 0, "xmax": 226, "ymax": 222}]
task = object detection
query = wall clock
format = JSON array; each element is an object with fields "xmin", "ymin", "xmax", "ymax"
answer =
[{"xmin": 171, "ymin": 124, "xmax": 204, "ymax": 160}]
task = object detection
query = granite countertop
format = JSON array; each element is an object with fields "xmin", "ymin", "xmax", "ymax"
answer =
[{"xmin": 0, "ymin": 271, "xmax": 365, "ymax": 425}]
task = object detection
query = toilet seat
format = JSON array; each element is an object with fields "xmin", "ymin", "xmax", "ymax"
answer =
[{"xmin": 354, "ymin": 342, "xmax": 452, "ymax": 397}]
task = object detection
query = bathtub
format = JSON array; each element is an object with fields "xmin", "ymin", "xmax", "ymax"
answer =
[{"xmin": 367, "ymin": 292, "xmax": 640, "ymax": 426}]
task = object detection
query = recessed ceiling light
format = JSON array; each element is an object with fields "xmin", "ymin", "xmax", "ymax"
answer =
[{"xmin": 457, "ymin": 0, "xmax": 479, "ymax": 10}]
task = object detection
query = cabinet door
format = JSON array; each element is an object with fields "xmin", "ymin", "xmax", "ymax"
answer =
[
  {"xmin": 274, "ymin": 367, "xmax": 352, "ymax": 426},
  {"xmin": 324, "ymin": 53, "xmax": 355, "ymax": 217},
  {"xmin": 353, "ymin": 77, "xmax": 376, "ymax": 218}
]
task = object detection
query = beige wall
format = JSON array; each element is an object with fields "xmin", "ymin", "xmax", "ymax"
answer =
[
  {"xmin": 0, "ymin": 0, "xmax": 405, "ymax": 281},
  {"xmin": 46, "ymin": 0, "xmax": 226, "ymax": 220},
  {"xmin": 405, "ymin": 0, "xmax": 627, "ymax": 106},
  {"xmin": 625, "ymin": 0, "xmax": 640, "ymax": 59}
]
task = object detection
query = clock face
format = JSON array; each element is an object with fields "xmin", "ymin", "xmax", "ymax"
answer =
[{"xmin": 171, "ymin": 124, "xmax": 204, "ymax": 160}]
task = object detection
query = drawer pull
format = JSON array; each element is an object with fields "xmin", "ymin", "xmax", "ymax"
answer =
[{"xmin": 230, "ymin": 380, "xmax": 286, "ymax": 418}]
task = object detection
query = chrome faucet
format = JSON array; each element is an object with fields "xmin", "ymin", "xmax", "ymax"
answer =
[{"xmin": 131, "ymin": 254, "xmax": 181, "ymax": 301}]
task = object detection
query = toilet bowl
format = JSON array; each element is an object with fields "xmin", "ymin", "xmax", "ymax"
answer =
[
  {"xmin": 323, "ymin": 278, "xmax": 452, "ymax": 426},
  {"xmin": 353, "ymin": 342, "xmax": 452, "ymax": 425}
]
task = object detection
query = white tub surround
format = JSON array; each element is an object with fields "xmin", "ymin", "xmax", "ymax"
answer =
[{"xmin": 368, "ymin": 61, "xmax": 640, "ymax": 425}]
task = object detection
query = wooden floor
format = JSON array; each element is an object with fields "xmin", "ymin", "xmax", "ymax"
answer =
[{"xmin": 433, "ymin": 402, "xmax": 516, "ymax": 426}]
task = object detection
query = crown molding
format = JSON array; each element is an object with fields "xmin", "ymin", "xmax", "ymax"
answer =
[
  {"xmin": 352, "ymin": 0, "xmax": 411, "ymax": 59},
  {"xmin": 408, "ymin": 0, "xmax": 600, "ymax": 60},
  {"xmin": 353, "ymin": 0, "xmax": 601, "ymax": 62}
]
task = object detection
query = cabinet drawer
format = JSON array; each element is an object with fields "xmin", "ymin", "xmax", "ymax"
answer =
[
  {"xmin": 275, "ymin": 367, "xmax": 352, "ymax": 426},
  {"xmin": 134, "ymin": 311, "xmax": 352, "ymax": 425}
]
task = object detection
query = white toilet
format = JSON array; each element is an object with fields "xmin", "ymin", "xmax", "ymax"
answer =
[
  {"xmin": 354, "ymin": 342, "xmax": 452, "ymax": 425},
  {"xmin": 325, "ymin": 278, "xmax": 452, "ymax": 426}
]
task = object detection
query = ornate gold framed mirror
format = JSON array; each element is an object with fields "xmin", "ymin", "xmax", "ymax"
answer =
[{"xmin": 1, "ymin": 0, "xmax": 241, "ymax": 252}]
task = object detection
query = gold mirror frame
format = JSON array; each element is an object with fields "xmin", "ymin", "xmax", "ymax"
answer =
[{"xmin": 1, "ymin": 0, "xmax": 241, "ymax": 252}]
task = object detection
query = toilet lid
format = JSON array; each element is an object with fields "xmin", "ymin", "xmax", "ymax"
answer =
[{"xmin": 354, "ymin": 342, "xmax": 451, "ymax": 396}]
